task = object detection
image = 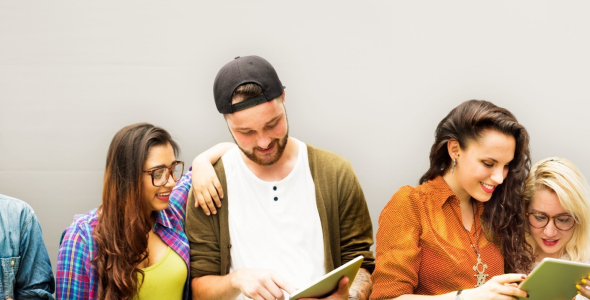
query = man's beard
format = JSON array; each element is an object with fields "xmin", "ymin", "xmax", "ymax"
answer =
[{"xmin": 238, "ymin": 133, "xmax": 289, "ymax": 166}]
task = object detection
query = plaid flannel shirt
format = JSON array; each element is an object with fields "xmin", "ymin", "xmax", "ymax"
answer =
[{"xmin": 56, "ymin": 171, "xmax": 192, "ymax": 299}]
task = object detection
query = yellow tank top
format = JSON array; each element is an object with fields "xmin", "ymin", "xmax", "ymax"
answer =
[{"xmin": 133, "ymin": 247, "xmax": 186, "ymax": 300}]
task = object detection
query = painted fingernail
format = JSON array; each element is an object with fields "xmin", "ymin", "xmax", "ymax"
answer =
[
  {"xmin": 576, "ymin": 284, "xmax": 581, "ymax": 290},
  {"xmin": 578, "ymin": 291, "xmax": 582, "ymax": 295},
  {"xmin": 582, "ymin": 279, "xmax": 587, "ymax": 284}
]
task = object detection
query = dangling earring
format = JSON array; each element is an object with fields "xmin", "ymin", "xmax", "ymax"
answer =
[{"xmin": 451, "ymin": 158, "xmax": 457, "ymax": 174}]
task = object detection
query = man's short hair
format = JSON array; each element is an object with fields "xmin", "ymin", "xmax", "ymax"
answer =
[{"xmin": 232, "ymin": 83, "xmax": 263, "ymax": 102}]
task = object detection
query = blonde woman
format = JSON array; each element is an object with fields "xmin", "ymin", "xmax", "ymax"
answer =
[{"xmin": 523, "ymin": 157, "xmax": 590, "ymax": 299}]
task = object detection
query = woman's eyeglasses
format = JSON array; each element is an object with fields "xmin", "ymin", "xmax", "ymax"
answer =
[
  {"xmin": 143, "ymin": 161, "xmax": 184, "ymax": 187},
  {"xmin": 526, "ymin": 211, "xmax": 576, "ymax": 231}
]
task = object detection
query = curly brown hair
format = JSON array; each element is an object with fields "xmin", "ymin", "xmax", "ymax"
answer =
[
  {"xmin": 94, "ymin": 123, "xmax": 179, "ymax": 300},
  {"xmin": 419, "ymin": 99, "xmax": 534, "ymax": 273}
]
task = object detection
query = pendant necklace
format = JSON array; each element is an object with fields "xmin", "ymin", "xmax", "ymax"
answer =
[{"xmin": 451, "ymin": 200, "xmax": 489, "ymax": 288}]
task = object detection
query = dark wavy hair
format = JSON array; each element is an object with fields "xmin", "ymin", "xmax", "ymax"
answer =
[
  {"xmin": 94, "ymin": 123, "xmax": 179, "ymax": 300},
  {"xmin": 419, "ymin": 100, "xmax": 534, "ymax": 273}
]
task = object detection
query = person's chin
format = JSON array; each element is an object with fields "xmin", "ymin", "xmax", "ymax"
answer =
[
  {"xmin": 541, "ymin": 247, "xmax": 561, "ymax": 257},
  {"xmin": 151, "ymin": 201, "xmax": 169, "ymax": 211},
  {"xmin": 255, "ymin": 152, "xmax": 279, "ymax": 165},
  {"xmin": 472, "ymin": 191, "xmax": 493, "ymax": 202}
]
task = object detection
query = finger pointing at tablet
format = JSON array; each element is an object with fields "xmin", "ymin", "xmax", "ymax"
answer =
[{"xmin": 231, "ymin": 268, "xmax": 296, "ymax": 300}]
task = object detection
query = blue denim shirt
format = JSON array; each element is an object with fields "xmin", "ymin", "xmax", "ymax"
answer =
[{"xmin": 0, "ymin": 194, "xmax": 55, "ymax": 299}]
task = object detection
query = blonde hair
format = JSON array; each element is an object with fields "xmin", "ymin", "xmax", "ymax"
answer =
[{"xmin": 523, "ymin": 157, "xmax": 590, "ymax": 263}]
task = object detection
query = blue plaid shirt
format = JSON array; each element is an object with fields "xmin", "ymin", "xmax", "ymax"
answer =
[{"xmin": 56, "ymin": 172, "xmax": 192, "ymax": 299}]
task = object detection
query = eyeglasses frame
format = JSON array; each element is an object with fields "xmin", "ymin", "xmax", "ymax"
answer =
[
  {"xmin": 526, "ymin": 211, "xmax": 576, "ymax": 231},
  {"xmin": 142, "ymin": 161, "xmax": 184, "ymax": 187}
]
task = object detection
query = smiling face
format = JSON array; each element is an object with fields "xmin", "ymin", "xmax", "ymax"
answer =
[
  {"xmin": 528, "ymin": 188, "xmax": 576, "ymax": 260},
  {"xmin": 142, "ymin": 143, "xmax": 177, "ymax": 212},
  {"xmin": 225, "ymin": 93, "xmax": 289, "ymax": 166},
  {"xmin": 446, "ymin": 129, "xmax": 516, "ymax": 203}
]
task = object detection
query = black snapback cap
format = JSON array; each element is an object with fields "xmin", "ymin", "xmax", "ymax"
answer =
[{"xmin": 213, "ymin": 55, "xmax": 284, "ymax": 114}]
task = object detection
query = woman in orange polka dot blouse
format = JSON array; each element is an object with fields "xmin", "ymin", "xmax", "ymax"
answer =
[{"xmin": 371, "ymin": 100, "xmax": 534, "ymax": 300}]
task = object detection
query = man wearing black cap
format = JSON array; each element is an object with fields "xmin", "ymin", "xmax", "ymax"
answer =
[{"xmin": 182, "ymin": 56, "xmax": 374, "ymax": 300}]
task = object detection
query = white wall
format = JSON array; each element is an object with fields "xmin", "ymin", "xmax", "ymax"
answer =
[{"xmin": 1, "ymin": 1, "xmax": 589, "ymax": 273}]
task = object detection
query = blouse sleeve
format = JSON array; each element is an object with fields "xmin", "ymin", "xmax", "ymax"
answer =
[
  {"xmin": 56, "ymin": 223, "xmax": 91, "ymax": 300},
  {"xmin": 371, "ymin": 186, "xmax": 423, "ymax": 299}
]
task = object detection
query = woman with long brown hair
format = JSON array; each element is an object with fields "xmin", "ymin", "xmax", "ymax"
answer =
[
  {"xmin": 371, "ymin": 100, "xmax": 534, "ymax": 300},
  {"xmin": 56, "ymin": 123, "xmax": 223, "ymax": 300}
]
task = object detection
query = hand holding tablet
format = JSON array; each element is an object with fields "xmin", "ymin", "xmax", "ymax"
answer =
[
  {"xmin": 576, "ymin": 275, "xmax": 590, "ymax": 298},
  {"xmin": 518, "ymin": 258, "xmax": 590, "ymax": 300},
  {"xmin": 289, "ymin": 256, "xmax": 364, "ymax": 300}
]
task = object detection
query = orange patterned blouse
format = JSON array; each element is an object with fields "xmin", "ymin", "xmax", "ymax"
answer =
[{"xmin": 370, "ymin": 176, "xmax": 504, "ymax": 299}]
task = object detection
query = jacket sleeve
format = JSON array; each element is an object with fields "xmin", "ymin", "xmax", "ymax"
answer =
[
  {"xmin": 337, "ymin": 159, "xmax": 375, "ymax": 273},
  {"xmin": 185, "ymin": 160, "xmax": 227, "ymax": 278},
  {"xmin": 56, "ymin": 223, "xmax": 91, "ymax": 300},
  {"xmin": 370, "ymin": 186, "xmax": 422, "ymax": 299},
  {"xmin": 15, "ymin": 208, "xmax": 56, "ymax": 300}
]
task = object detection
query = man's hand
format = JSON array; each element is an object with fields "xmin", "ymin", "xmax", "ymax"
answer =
[
  {"xmin": 299, "ymin": 276, "xmax": 349, "ymax": 300},
  {"xmin": 231, "ymin": 269, "xmax": 297, "ymax": 300}
]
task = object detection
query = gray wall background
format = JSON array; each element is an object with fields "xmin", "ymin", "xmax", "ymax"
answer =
[{"xmin": 1, "ymin": 1, "xmax": 589, "ymax": 274}]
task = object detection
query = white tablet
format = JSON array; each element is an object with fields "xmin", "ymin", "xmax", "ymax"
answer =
[
  {"xmin": 518, "ymin": 258, "xmax": 590, "ymax": 300},
  {"xmin": 289, "ymin": 255, "xmax": 364, "ymax": 300}
]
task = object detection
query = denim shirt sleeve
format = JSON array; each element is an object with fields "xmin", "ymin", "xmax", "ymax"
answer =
[
  {"xmin": 15, "ymin": 207, "xmax": 56, "ymax": 299},
  {"xmin": 0, "ymin": 196, "xmax": 55, "ymax": 300}
]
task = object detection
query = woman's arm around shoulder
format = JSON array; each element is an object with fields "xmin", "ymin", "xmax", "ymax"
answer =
[{"xmin": 191, "ymin": 142, "xmax": 234, "ymax": 215}]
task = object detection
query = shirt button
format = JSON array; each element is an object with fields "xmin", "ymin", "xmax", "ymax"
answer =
[
  {"xmin": 273, "ymin": 186, "xmax": 277, "ymax": 191},
  {"xmin": 11, "ymin": 260, "xmax": 15, "ymax": 266},
  {"xmin": 274, "ymin": 197, "xmax": 278, "ymax": 201}
]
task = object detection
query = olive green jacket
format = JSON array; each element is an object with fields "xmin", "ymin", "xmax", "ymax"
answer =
[{"xmin": 185, "ymin": 144, "xmax": 375, "ymax": 278}]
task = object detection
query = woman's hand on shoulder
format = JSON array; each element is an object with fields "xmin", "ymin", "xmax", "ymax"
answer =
[
  {"xmin": 192, "ymin": 155, "xmax": 223, "ymax": 215},
  {"xmin": 461, "ymin": 274, "xmax": 528, "ymax": 300},
  {"xmin": 191, "ymin": 142, "xmax": 234, "ymax": 215}
]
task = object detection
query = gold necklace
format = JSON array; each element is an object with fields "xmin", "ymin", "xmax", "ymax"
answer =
[{"xmin": 451, "ymin": 200, "xmax": 489, "ymax": 288}]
